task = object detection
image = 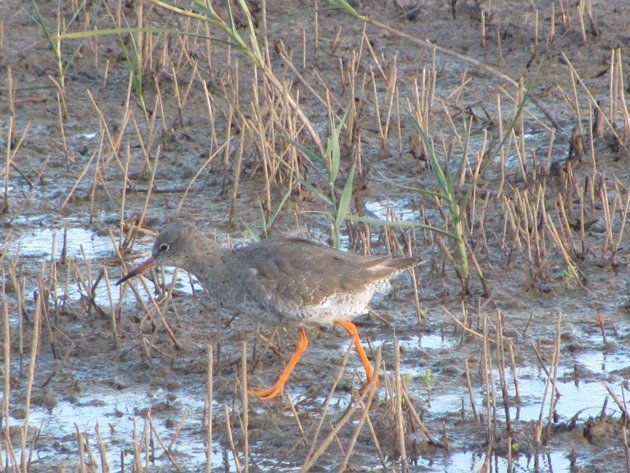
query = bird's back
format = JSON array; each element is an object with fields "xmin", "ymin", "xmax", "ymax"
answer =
[{"xmin": 221, "ymin": 237, "xmax": 419, "ymax": 326}]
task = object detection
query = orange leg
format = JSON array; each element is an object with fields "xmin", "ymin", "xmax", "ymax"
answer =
[
  {"xmin": 249, "ymin": 328, "xmax": 309, "ymax": 400},
  {"xmin": 336, "ymin": 320, "xmax": 376, "ymax": 390}
]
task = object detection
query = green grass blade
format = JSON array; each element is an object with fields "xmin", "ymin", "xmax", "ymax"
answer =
[
  {"xmin": 243, "ymin": 220, "xmax": 262, "ymax": 242},
  {"xmin": 346, "ymin": 215, "xmax": 457, "ymax": 240},
  {"xmin": 327, "ymin": 0, "xmax": 369, "ymax": 21},
  {"xmin": 265, "ymin": 188, "xmax": 293, "ymax": 233},
  {"xmin": 333, "ymin": 164, "xmax": 356, "ymax": 247},
  {"xmin": 300, "ymin": 180, "xmax": 333, "ymax": 206}
]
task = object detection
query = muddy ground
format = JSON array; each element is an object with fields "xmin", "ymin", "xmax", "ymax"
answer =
[{"xmin": 1, "ymin": 0, "xmax": 629, "ymax": 472}]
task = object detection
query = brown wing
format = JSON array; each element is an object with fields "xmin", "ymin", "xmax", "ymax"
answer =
[{"xmin": 231, "ymin": 237, "xmax": 418, "ymax": 307}]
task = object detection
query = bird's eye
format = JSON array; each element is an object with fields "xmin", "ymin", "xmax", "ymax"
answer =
[{"xmin": 159, "ymin": 243, "xmax": 170, "ymax": 252}]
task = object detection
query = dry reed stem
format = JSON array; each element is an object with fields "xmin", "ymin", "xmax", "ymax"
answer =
[
  {"xmin": 464, "ymin": 360, "xmax": 479, "ymax": 421},
  {"xmin": 301, "ymin": 343, "xmax": 353, "ymax": 461},
  {"xmin": 623, "ymin": 418, "xmax": 630, "ymax": 473},
  {"xmin": 167, "ymin": 407, "xmax": 189, "ymax": 451},
  {"xmin": 131, "ymin": 419, "xmax": 144, "ymax": 472},
  {"xmin": 7, "ymin": 261, "xmax": 25, "ymax": 373},
  {"xmin": 507, "ymin": 341, "xmax": 521, "ymax": 406},
  {"xmin": 481, "ymin": 313, "xmax": 496, "ymax": 447},
  {"xmin": 206, "ymin": 346, "xmax": 213, "ymax": 473},
  {"xmin": 239, "ymin": 341, "xmax": 249, "ymax": 473},
  {"xmin": 228, "ymin": 124, "xmax": 246, "ymax": 225},
  {"xmin": 353, "ymin": 393, "xmax": 387, "ymax": 468},
  {"xmin": 2, "ymin": 286, "xmax": 16, "ymax": 468},
  {"xmin": 533, "ymin": 312, "xmax": 562, "ymax": 442},
  {"xmin": 223, "ymin": 402, "xmax": 242, "ymax": 471},
  {"xmin": 285, "ymin": 394, "xmax": 307, "ymax": 446},
  {"xmin": 543, "ymin": 210, "xmax": 583, "ymax": 286},
  {"xmin": 176, "ymin": 139, "xmax": 228, "ymax": 214},
  {"xmin": 546, "ymin": 314, "xmax": 563, "ymax": 438},
  {"xmin": 611, "ymin": 189, "xmax": 630, "ymax": 261},
  {"xmin": 402, "ymin": 235, "xmax": 422, "ymax": 322},
  {"xmin": 301, "ymin": 350, "xmax": 382, "ymax": 472},
  {"xmin": 94, "ymin": 423, "xmax": 110, "ymax": 473},
  {"xmin": 337, "ymin": 353, "xmax": 383, "ymax": 471},
  {"xmin": 563, "ymin": 52, "xmax": 628, "ymax": 151},
  {"xmin": 75, "ymin": 426, "xmax": 87, "ymax": 473},
  {"xmin": 495, "ymin": 311, "xmax": 513, "ymax": 448},
  {"xmin": 147, "ymin": 410, "xmax": 182, "ymax": 472},
  {"xmin": 100, "ymin": 267, "xmax": 119, "ymax": 342},
  {"xmin": 20, "ymin": 284, "xmax": 42, "ymax": 471},
  {"xmin": 464, "ymin": 238, "xmax": 489, "ymax": 296},
  {"xmin": 393, "ymin": 338, "xmax": 407, "ymax": 471},
  {"xmin": 400, "ymin": 377, "xmax": 434, "ymax": 442},
  {"xmin": 3, "ymin": 117, "xmax": 32, "ymax": 213},
  {"xmin": 277, "ymin": 40, "xmax": 328, "ymax": 110},
  {"xmin": 442, "ymin": 305, "xmax": 487, "ymax": 342},
  {"xmin": 602, "ymin": 382, "xmax": 629, "ymax": 421},
  {"xmin": 82, "ymin": 427, "xmax": 99, "ymax": 472}
]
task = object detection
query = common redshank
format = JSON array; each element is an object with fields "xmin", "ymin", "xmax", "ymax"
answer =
[{"xmin": 116, "ymin": 223, "xmax": 420, "ymax": 399}]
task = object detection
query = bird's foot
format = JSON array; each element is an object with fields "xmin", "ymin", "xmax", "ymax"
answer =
[
  {"xmin": 358, "ymin": 373, "xmax": 381, "ymax": 396},
  {"xmin": 248, "ymin": 384, "xmax": 284, "ymax": 400}
]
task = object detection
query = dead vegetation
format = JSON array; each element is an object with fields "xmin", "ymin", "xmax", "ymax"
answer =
[{"xmin": 0, "ymin": 0, "xmax": 628, "ymax": 471}]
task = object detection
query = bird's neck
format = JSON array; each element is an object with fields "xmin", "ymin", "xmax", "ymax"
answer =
[{"xmin": 184, "ymin": 236, "xmax": 227, "ymax": 284}]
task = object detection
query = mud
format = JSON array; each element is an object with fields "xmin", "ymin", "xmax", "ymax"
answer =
[{"xmin": 1, "ymin": 1, "xmax": 629, "ymax": 472}]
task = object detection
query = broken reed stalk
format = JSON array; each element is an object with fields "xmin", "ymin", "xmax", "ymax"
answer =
[
  {"xmin": 601, "ymin": 382, "xmax": 629, "ymax": 422},
  {"xmin": 2, "ymin": 284, "xmax": 19, "ymax": 468},
  {"xmin": 55, "ymin": 83, "xmax": 70, "ymax": 163},
  {"xmin": 285, "ymin": 394, "xmax": 307, "ymax": 446},
  {"xmin": 240, "ymin": 341, "xmax": 249, "ymax": 473},
  {"xmin": 597, "ymin": 311, "xmax": 608, "ymax": 345},
  {"xmin": 3, "ymin": 114, "xmax": 33, "ymax": 214},
  {"xmin": 543, "ymin": 210, "xmax": 582, "ymax": 287},
  {"xmin": 481, "ymin": 313, "xmax": 496, "ymax": 448},
  {"xmin": 20, "ymin": 283, "xmax": 42, "ymax": 471},
  {"xmin": 301, "ymin": 349, "xmax": 381, "ymax": 472},
  {"xmin": 400, "ymin": 377, "xmax": 434, "ymax": 443},
  {"xmin": 479, "ymin": 354, "xmax": 493, "ymax": 473},
  {"xmin": 609, "ymin": 184, "xmax": 630, "ymax": 262},
  {"xmin": 206, "ymin": 346, "xmax": 213, "ymax": 473},
  {"xmin": 495, "ymin": 311, "xmax": 514, "ymax": 460},
  {"xmin": 94, "ymin": 423, "xmax": 111, "ymax": 473},
  {"xmin": 175, "ymin": 77, "xmax": 223, "ymax": 206},
  {"xmin": 137, "ymin": 147, "xmax": 161, "ymax": 230},
  {"xmin": 147, "ymin": 410, "xmax": 182, "ymax": 471},
  {"xmin": 7, "ymin": 261, "xmax": 25, "ymax": 373},
  {"xmin": 131, "ymin": 419, "xmax": 144, "ymax": 471},
  {"xmin": 82, "ymin": 426, "xmax": 99, "ymax": 470},
  {"xmin": 563, "ymin": 51, "xmax": 628, "ymax": 151},
  {"xmin": 463, "ymin": 360, "xmax": 479, "ymax": 421},
  {"xmin": 393, "ymin": 338, "xmax": 407, "ymax": 471},
  {"xmin": 539, "ymin": 312, "xmax": 562, "ymax": 441},
  {"xmin": 60, "ymin": 90, "xmax": 126, "ymax": 214},
  {"xmin": 167, "ymin": 407, "xmax": 189, "ymax": 451},
  {"xmin": 338, "ymin": 349, "xmax": 386, "ymax": 471},
  {"xmin": 229, "ymin": 128, "xmax": 246, "ymax": 226},
  {"xmin": 624, "ymin": 420, "xmax": 630, "ymax": 473},
  {"xmin": 507, "ymin": 341, "xmax": 521, "ymax": 406},
  {"xmin": 223, "ymin": 403, "xmax": 242, "ymax": 471},
  {"xmin": 302, "ymin": 343, "xmax": 354, "ymax": 462},
  {"xmin": 75, "ymin": 425, "xmax": 87, "ymax": 472},
  {"xmin": 101, "ymin": 267, "xmax": 119, "ymax": 342},
  {"xmin": 352, "ymin": 394, "xmax": 388, "ymax": 469}
]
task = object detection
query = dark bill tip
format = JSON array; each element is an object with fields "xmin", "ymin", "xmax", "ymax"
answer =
[{"xmin": 115, "ymin": 257, "xmax": 156, "ymax": 286}]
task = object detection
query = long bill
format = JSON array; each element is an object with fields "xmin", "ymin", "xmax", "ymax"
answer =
[{"xmin": 115, "ymin": 257, "xmax": 156, "ymax": 286}]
